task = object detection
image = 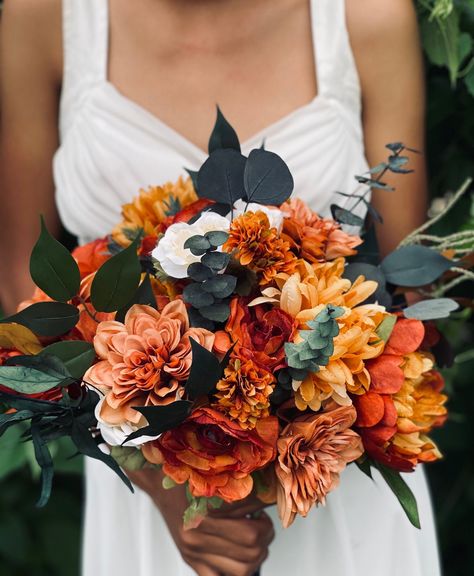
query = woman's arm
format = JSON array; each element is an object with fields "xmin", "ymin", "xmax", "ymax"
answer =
[
  {"xmin": 0, "ymin": 0, "xmax": 62, "ymax": 314},
  {"xmin": 348, "ymin": 0, "xmax": 427, "ymax": 256}
]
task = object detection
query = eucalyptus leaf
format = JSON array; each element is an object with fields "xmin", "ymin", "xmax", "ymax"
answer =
[
  {"xmin": 202, "ymin": 275, "xmax": 237, "ymax": 299},
  {"xmin": 403, "ymin": 298, "xmax": 459, "ymax": 321},
  {"xmin": 205, "ymin": 230, "xmax": 229, "ymax": 247},
  {"xmin": 199, "ymin": 302, "xmax": 231, "ymax": 323},
  {"xmin": 187, "ymin": 263, "xmax": 216, "ymax": 282},
  {"xmin": 208, "ymin": 106, "xmax": 241, "ymax": 153},
  {"xmin": 355, "ymin": 175, "xmax": 394, "ymax": 191},
  {"xmin": 183, "ymin": 283, "xmax": 215, "ymax": 308},
  {"xmin": 30, "ymin": 216, "xmax": 81, "ymax": 302},
  {"xmin": 184, "ymin": 235, "xmax": 212, "ymax": 255},
  {"xmin": 0, "ymin": 302, "xmax": 80, "ymax": 337},
  {"xmin": 330, "ymin": 204, "xmax": 364, "ymax": 227},
  {"xmin": 91, "ymin": 237, "xmax": 142, "ymax": 312},
  {"xmin": 197, "ymin": 149, "xmax": 246, "ymax": 205},
  {"xmin": 380, "ymin": 245, "xmax": 454, "ymax": 286},
  {"xmin": 243, "ymin": 149, "xmax": 293, "ymax": 205},
  {"xmin": 201, "ymin": 251, "xmax": 231, "ymax": 272}
]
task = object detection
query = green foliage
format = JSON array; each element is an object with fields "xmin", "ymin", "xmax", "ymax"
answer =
[{"xmin": 1, "ymin": 302, "xmax": 80, "ymax": 337}]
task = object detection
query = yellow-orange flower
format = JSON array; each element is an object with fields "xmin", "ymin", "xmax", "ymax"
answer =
[
  {"xmin": 223, "ymin": 211, "xmax": 297, "ymax": 284},
  {"xmin": 112, "ymin": 177, "xmax": 197, "ymax": 246},
  {"xmin": 275, "ymin": 404, "xmax": 363, "ymax": 527},
  {"xmin": 281, "ymin": 198, "xmax": 362, "ymax": 262},
  {"xmin": 214, "ymin": 358, "xmax": 275, "ymax": 430},
  {"xmin": 84, "ymin": 301, "xmax": 214, "ymax": 425}
]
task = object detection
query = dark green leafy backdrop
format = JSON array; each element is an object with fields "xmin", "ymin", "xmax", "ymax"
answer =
[{"xmin": 0, "ymin": 1, "xmax": 473, "ymax": 575}]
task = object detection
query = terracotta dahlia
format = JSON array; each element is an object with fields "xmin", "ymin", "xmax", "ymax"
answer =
[{"xmin": 84, "ymin": 301, "xmax": 214, "ymax": 425}]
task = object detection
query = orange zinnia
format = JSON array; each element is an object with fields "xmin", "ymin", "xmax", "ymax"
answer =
[
  {"xmin": 281, "ymin": 198, "xmax": 362, "ymax": 262},
  {"xmin": 223, "ymin": 211, "xmax": 297, "ymax": 285},
  {"xmin": 214, "ymin": 358, "xmax": 275, "ymax": 429},
  {"xmin": 112, "ymin": 177, "xmax": 197, "ymax": 247}
]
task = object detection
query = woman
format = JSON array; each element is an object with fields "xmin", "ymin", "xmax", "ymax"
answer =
[{"xmin": 0, "ymin": 1, "xmax": 440, "ymax": 575}]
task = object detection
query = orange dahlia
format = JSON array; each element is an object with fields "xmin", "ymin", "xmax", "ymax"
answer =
[
  {"xmin": 112, "ymin": 177, "xmax": 197, "ymax": 247},
  {"xmin": 214, "ymin": 358, "xmax": 275, "ymax": 429},
  {"xmin": 281, "ymin": 198, "xmax": 362, "ymax": 262},
  {"xmin": 223, "ymin": 211, "xmax": 297, "ymax": 284}
]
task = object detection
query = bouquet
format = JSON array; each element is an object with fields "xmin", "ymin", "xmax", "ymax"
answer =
[{"xmin": 0, "ymin": 109, "xmax": 471, "ymax": 531}]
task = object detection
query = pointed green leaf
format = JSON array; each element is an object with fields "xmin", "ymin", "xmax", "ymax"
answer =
[
  {"xmin": 30, "ymin": 216, "xmax": 81, "ymax": 302},
  {"xmin": 376, "ymin": 463, "xmax": 420, "ymax": 529},
  {"xmin": 91, "ymin": 237, "xmax": 142, "ymax": 312},
  {"xmin": 39, "ymin": 341, "xmax": 96, "ymax": 379},
  {"xmin": 330, "ymin": 204, "xmax": 365, "ymax": 227},
  {"xmin": 115, "ymin": 274, "xmax": 157, "ymax": 323},
  {"xmin": 125, "ymin": 401, "xmax": 193, "ymax": 443},
  {"xmin": 197, "ymin": 149, "xmax": 246, "ymax": 205},
  {"xmin": 0, "ymin": 302, "xmax": 80, "ymax": 337},
  {"xmin": 0, "ymin": 366, "xmax": 66, "ymax": 394},
  {"xmin": 186, "ymin": 339, "xmax": 223, "ymax": 400},
  {"xmin": 375, "ymin": 315, "xmax": 397, "ymax": 343},
  {"xmin": 208, "ymin": 106, "xmax": 241, "ymax": 153},
  {"xmin": 31, "ymin": 422, "xmax": 54, "ymax": 508}
]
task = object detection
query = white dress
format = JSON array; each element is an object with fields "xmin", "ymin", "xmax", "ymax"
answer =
[{"xmin": 54, "ymin": 1, "xmax": 442, "ymax": 575}]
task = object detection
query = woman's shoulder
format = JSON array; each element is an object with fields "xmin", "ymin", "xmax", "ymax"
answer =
[
  {"xmin": 1, "ymin": 0, "xmax": 62, "ymax": 86},
  {"xmin": 346, "ymin": 0, "xmax": 419, "ymax": 47}
]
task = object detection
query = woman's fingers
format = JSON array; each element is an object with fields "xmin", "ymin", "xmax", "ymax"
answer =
[
  {"xmin": 199, "ymin": 513, "xmax": 275, "ymax": 548},
  {"xmin": 196, "ymin": 551, "xmax": 268, "ymax": 576},
  {"xmin": 193, "ymin": 563, "xmax": 220, "ymax": 576}
]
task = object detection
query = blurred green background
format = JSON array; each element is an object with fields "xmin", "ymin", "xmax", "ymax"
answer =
[{"xmin": 0, "ymin": 1, "xmax": 473, "ymax": 575}]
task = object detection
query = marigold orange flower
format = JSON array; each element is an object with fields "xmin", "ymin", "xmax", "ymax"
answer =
[
  {"xmin": 112, "ymin": 177, "xmax": 197, "ymax": 247},
  {"xmin": 214, "ymin": 358, "xmax": 275, "ymax": 429},
  {"xmin": 153, "ymin": 407, "xmax": 279, "ymax": 502},
  {"xmin": 84, "ymin": 301, "xmax": 214, "ymax": 425},
  {"xmin": 223, "ymin": 211, "xmax": 297, "ymax": 284},
  {"xmin": 281, "ymin": 198, "xmax": 362, "ymax": 262},
  {"xmin": 275, "ymin": 404, "xmax": 363, "ymax": 527}
]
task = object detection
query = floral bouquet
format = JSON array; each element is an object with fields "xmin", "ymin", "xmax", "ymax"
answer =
[{"xmin": 0, "ymin": 110, "xmax": 471, "ymax": 531}]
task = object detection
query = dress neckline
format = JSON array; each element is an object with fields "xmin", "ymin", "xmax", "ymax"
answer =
[{"xmin": 102, "ymin": 0, "xmax": 323, "ymax": 156}]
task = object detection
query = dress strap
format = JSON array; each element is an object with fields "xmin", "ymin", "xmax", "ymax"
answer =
[
  {"xmin": 60, "ymin": 0, "xmax": 108, "ymax": 138},
  {"xmin": 310, "ymin": 0, "xmax": 363, "ymax": 131}
]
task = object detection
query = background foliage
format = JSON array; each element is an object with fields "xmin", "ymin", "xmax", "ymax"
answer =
[{"xmin": 0, "ymin": 1, "xmax": 473, "ymax": 575}]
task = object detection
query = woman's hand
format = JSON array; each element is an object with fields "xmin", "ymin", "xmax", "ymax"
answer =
[{"xmin": 127, "ymin": 467, "xmax": 274, "ymax": 576}]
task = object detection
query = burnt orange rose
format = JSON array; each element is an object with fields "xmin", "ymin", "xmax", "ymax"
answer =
[
  {"xmin": 218, "ymin": 297, "xmax": 295, "ymax": 371},
  {"xmin": 72, "ymin": 238, "xmax": 111, "ymax": 278},
  {"xmin": 275, "ymin": 404, "xmax": 363, "ymax": 527},
  {"xmin": 154, "ymin": 407, "xmax": 279, "ymax": 502}
]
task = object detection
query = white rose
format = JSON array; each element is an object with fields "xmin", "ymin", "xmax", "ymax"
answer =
[
  {"xmin": 152, "ymin": 212, "xmax": 230, "ymax": 278},
  {"xmin": 231, "ymin": 199, "xmax": 284, "ymax": 232},
  {"xmin": 94, "ymin": 396, "xmax": 158, "ymax": 448}
]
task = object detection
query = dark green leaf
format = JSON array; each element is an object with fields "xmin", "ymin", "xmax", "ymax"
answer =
[
  {"xmin": 201, "ymin": 251, "xmax": 231, "ymax": 271},
  {"xmin": 343, "ymin": 262, "xmax": 390, "ymax": 306},
  {"xmin": 208, "ymin": 106, "xmax": 241, "ymax": 153},
  {"xmin": 71, "ymin": 420, "xmax": 134, "ymax": 492},
  {"xmin": 363, "ymin": 199, "xmax": 384, "ymax": 224},
  {"xmin": 187, "ymin": 263, "xmax": 215, "ymax": 282},
  {"xmin": 184, "ymin": 235, "xmax": 212, "ymax": 255},
  {"xmin": 385, "ymin": 142, "xmax": 404, "ymax": 153},
  {"xmin": 187, "ymin": 308, "xmax": 216, "ymax": 331},
  {"xmin": 355, "ymin": 458, "xmax": 373, "ymax": 480},
  {"xmin": 31, "ymin": 421, "xmax": 54, "ymax": 507},
  {"xmin": 375, "ymin": 463, "xmax": 420, "ymax": 529},
  {"xmin": 330, "ymin": 204, "xmax": 364, "ymax": 227},
  {"xmin": 109, "ymin": 446, "xmax": 146, "ymax": 471},
  {"xmin": 197, "ymin": 149, "xmax": 246, "ymax": 205},
  {"xmin": 91, "ymin": 237, "xmax": 142, "ymax": 312},
  {"xmin": 0, "ymin": 366, "xmax": 66, "ymax": 395},
  {"xmin": 388, "ymin": 155, "xmax": 414, "ymax": 174},
  {"xmin": 39, "ymin": 341, "xmax": 96, "ymax": 380},
  {"xmin": 0, "ymin": 391, "xmax": 66, "ymax": 414},
  {"xmin": 186, "ymin": 338, "xmax": 223, "ymax": 400},
  {"xmin": 0, "ymin": 410, "xmax": 34, "ymax": 435},
  {"xmin": 403, "ymin": 298, "xmax": 459, "ymax": 321},
  {"xmin": 115, "ymin": 274, "xmax": 157, "ymax": 323},
  {"xmin": 5, "ymin": 354, "xmax": 72, "ymax": 380},
  {"xmin": 185, "ymin": 168, "xmax": 200, "ymax": 193},
  {"xmin": 125, "ymin": 401, "xmax": 193, "ymax": 443},
  {"xmin": 243, "ymin": 149, "xmax": 293, "ymax": 205},
  {"xmin": 183, "ymin": 283, "xmax": 215, "ymax": 308},
  {"xmin": 30, "ymin": 216, "xmax": 81, "ymax": 302},
  {"xmin": 199, "ymin": 302, "xmax": 231, "ymax": 323},
  {"xmin": 1, "ymin": 302, "xmax": 80, "ymax": 337},
  {"xmin": 380, "ymin": 245, "xmax": 454, "ymax": 286},
  {"xmin": 202, "ymin": 275, "xmax": 237, "ymax": 299},
  {"xmin": 205, "ymin": 230, "xmax": 229, "ymax": 247}
]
